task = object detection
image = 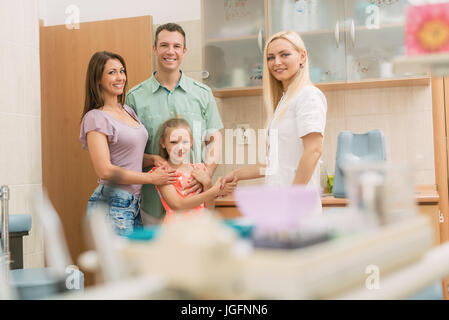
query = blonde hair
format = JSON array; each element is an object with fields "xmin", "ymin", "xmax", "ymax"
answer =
[
  {"xmin": 157, "ymin": 118, "xmax": 193, "ymax": 160},
  {"xmin": 262, "ymin": 31, "xmax": 312, "ymax": 125}
]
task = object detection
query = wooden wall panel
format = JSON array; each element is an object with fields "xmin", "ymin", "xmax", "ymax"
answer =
[
  {"xmin": 431, "ymin": 77, "xmax": 449, "ymax": 299},
  {"xmin": 40, "ymin": 16, "xmax": 153, "ymax": 286}
]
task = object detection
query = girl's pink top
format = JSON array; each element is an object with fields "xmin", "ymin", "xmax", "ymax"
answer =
[{"xmin": 150, "ymin": 163, "xmax": 207, "ymax": 223}]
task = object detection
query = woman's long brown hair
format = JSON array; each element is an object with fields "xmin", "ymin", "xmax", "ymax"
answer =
[{"xmin": 81, "ymin": 51, "xmax": 128, "ymax": 120}]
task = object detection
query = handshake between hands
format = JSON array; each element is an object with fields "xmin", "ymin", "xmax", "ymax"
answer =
[{"xmin": 191, "ymin": 167, "xmax": 238, "ymax": 198}]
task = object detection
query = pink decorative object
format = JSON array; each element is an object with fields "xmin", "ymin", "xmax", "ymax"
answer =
[
  {"xmin": 406, "ymin": 2, "xmax": 449, "ymax": 55},
  {"xmin": 233, "ymin": 185, "xmax": 320, "ymax": 233}
]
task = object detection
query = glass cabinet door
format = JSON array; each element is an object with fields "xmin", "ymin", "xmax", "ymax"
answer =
[
  {"xmin": 270, "ymin": 0, "xmax": 347, "ymax": 83},
  {"xmin": 203, "ymin": 0, "xmax": 265, "ymax": 89},
  {"xmin": 344, "ymin": 0, "xmax": 414, "ymax": 81}
]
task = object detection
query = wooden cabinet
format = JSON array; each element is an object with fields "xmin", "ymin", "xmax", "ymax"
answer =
[{"xmin": 431, "ymin": 77, "xmax": 449, "ymax": 299}]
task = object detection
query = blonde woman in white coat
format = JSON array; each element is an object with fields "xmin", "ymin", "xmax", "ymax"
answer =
[{"xmin": 224, "ymin": 31, "xmax": 327, "ymax": 212}]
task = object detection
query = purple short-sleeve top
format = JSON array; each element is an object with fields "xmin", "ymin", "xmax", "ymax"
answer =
[{"xmin": 79, "ymin": 104, "xmax": 149, "ymax": 195}]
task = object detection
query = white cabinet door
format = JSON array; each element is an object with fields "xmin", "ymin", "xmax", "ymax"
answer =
[
  {"xmin": 203, "ymin": 0, "xmax": 265, "ymax": 89},
  {"xmin": 344, "ymin": 0, "xmax": 417, "ymax": 81},
  {"xmin": 270, "ymin": 0, "xmax": 347, "ymax": 83}
]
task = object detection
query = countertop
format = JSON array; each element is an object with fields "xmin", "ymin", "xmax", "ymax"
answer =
[{"xmin": 215, "ymin": 184, "xmax": 439, "ymax": 207}]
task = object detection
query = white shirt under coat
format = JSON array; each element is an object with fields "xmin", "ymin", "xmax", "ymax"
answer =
[{"xmin": 265, "ymin": 85, "xmax": 327, "ymax": 193}]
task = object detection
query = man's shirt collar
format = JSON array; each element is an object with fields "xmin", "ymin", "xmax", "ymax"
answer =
[{"xmin": 150, "ymin": 70, "xmax": 188, "ymax": 93}]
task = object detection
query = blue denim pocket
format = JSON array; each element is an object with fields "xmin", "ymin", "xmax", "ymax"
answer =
[{"xmin": 109, "ymin": 196, "xmax": 132, "ymax": 209}]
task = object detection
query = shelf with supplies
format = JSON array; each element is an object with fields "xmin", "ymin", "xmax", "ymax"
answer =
[
  {"xmin": 393, "ymin": 53, "xmax": 449, "ymax": 77},
  {"xmin": 296, "ymin": 22, "xmax": 405, "ymax": 37},
  {"xmin": 211, "ymin": 76, "xmax": 431, "ymax": 98},
  {"xmin": 206, "ymin": 34, "xmax": 260, "ymax": 44}
]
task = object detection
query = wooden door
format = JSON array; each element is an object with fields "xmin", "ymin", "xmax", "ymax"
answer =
[{"xmin": 39, "ymin": 16, "xmax": 153, "ymax": 286}]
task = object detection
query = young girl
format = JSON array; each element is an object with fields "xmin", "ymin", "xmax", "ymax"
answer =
[{"xmin": 150, "ymin": 118, "xmax": 235, "ymax": 223}]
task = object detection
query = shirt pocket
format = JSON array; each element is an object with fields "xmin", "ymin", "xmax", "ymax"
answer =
[
  {"xmin": 182, "ymin": 99, "xmax": 206, "ymax": 124},
  {"xmin": 187, "ymin": 109, "xmax": 208, "ymax": 144}
]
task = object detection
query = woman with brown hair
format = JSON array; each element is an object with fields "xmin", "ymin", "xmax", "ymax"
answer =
[{"xmin": 79, "ymin": 51, "xmax": 178, "ymax": 236}]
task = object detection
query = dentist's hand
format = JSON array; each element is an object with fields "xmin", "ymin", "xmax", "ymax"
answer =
[{"xmin": 223, "ymin": 171, "xmax": 238, "ymax": 185}]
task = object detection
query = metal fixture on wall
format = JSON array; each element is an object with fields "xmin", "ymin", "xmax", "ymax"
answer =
[{"xmin": 0, "ymin": 185, "xmax": 10, "ymax": 282}]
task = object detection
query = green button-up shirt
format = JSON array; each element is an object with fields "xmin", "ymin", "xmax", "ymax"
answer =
[{"xmin": 125, "ymin": 71, "xmax": 223, "ymax": 219}]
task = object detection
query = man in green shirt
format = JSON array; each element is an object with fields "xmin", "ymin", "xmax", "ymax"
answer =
[{"xmin": 126, "ymin": 22, "xmax": 224, "ymax": 224}]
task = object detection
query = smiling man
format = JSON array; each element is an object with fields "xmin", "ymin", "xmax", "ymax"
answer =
[{"xmin": 126, "ymin": 23, "xmax": 223, "ymax": 224}]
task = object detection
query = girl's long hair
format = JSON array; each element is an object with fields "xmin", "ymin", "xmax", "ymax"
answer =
[
  {"xmin": 262, "ymin": 31, "xmax": 312, "ymax": 126},
  {"xmin": 81, "ymin": 51, "xmax": 128, "ymax": 120}
]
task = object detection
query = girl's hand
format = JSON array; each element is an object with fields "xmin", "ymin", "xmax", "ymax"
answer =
[
  {"xmin": 148, "ymin": 166, "xmax": 178, "ymax": 186},
  {"xmin": 183, "ymin": 177, "xmax": 203, "ymax": 195},
  {"xmin": 191, "ymin": 167, "xmax": 212, "ymax": 188}
]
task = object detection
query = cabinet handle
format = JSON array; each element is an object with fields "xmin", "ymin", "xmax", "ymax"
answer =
[
  {"xmin": 350, "ymin": 19, "xmax": 356, "ymax": 47},
  {"xmin": 334, "ymin": 21, "xmax": 340, "ymax": 48},
  {"xmin": 258, "ymin": 29, "xmax": 263, "ymax": 54},
  {"xmin": 201, "ymin": 70, "xmax": 210, "ymax": 80}
]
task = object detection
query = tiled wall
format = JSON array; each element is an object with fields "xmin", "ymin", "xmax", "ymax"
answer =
[
  {"xmin": 323, "ymin": 86, "xmax": 435, "ymax": 186},
  {"xmin": 214, "ymin": 95, "xmax": 268, "ymax": 186},
  {"xmin": 215, "ymin": 86, "xmax": 435, "ymax": 187},
  {"xmin": 173, "ymin": 19, "xmax": 435, "ymax": 187},
  {"xmin": 0, "ymin": 0, "xmax": 44, "ymax": 268}
]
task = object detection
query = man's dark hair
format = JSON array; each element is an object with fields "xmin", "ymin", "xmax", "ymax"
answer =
[{"xmin": 154, "ymin": 23, "xmax": 186, "ymax": 48}]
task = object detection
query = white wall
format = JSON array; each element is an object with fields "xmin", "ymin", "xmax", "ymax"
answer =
[{"xmin": 39, "ymin": 0, "xmax": 201, "ymax": 26}]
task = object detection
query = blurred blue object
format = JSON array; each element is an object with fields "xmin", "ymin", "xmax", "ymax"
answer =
[
  {"xmin": 333, "ymin": 130, "xmax": 386, "ymax": 198},
  {"xmin": 10, "ymin": 267, "xmax": 84, "ymax": 300},
  {"xmin": 126, "ymin": 226, "xmax": 160, "ymax": 241},
  {"xmin": 223, "ymin": 219, "xmax": 254, "ymax": 239},
  {"xmin": 126, "ymin": 220, "xmax": 254, "ymax": 241},
  {"xmin": 0, "ymin": 213, "xmax": 32, "ymax": 269},
  {"xmin": 0, "ymin": 213, "xmax": 32, "ymax": 233},
  {"xmin": 408, "ymin": 281, "xmax": 444, "ymax": 300}
]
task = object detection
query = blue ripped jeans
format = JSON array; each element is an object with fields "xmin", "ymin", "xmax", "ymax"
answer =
[{"xmin": 86, "ymin": 184, "xmax": 143, "ymax": 237}]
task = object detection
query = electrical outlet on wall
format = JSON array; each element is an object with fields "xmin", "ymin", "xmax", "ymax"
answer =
[{"xmin": 236, "ymin": 124, "xmax": 250, "ymax": 145}]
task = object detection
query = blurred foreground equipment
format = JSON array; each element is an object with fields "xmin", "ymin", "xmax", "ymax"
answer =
[{"xmin": 117, "ymin": 213, "xmax": 445, "ymax": 299}]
